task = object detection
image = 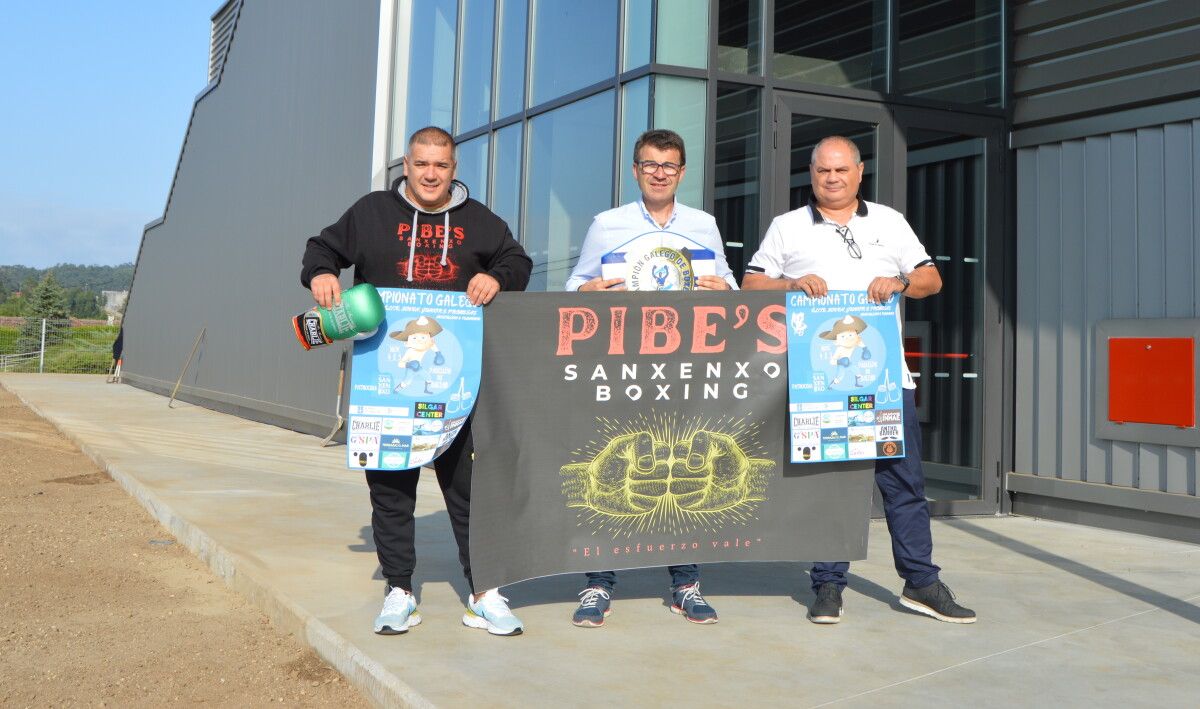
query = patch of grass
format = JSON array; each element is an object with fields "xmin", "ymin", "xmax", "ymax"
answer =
[{"xmin": 0, "ymin": 323, "xmax": 117, "ymax": 373}]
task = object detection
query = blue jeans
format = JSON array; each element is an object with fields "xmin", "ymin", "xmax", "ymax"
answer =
[
  {"xmin": 584, "ymin": 565, "xmax": 700, "ymax": 592},
  {"xmin": 810, "ymin": 388, "xmax": 940, "ymax": 592}
]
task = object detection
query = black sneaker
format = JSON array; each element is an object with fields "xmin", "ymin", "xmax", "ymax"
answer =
[
  {"xmin": 900, "ymin": 581, "xmax": 976, "ymax": 624},
  {"xmin": 808, "ymin": 582, "xmax": 843, "ymax": 624}
]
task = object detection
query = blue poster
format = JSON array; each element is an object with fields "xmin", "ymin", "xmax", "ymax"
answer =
[
  {"xmin": 786, "ymin": 290, "xmax": 905, "ymax": 464},
  {"xmin": 346, "ymin": 289, "xmax": 482, "ymax": 471}
]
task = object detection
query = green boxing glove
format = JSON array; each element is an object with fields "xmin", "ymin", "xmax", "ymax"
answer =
[{"xmin": 293, "ymin": 283, "xmax": 386, "ymax": 350}]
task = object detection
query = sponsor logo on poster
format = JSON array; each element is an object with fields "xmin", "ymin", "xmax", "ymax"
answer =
[
  {"xmin": 381, "ymin": 453, "xmax": 408, "ymax": 469},
  {"xmin": 876, "ymin": 424, "xmax": 901, "ymax": 441},
  {"xmin": 821, "ymin": 428, "xmax": 848, "ymax": 443},
  {"xmin": 875, "ymin": 409, "xmax": 902, "ymax": 425},
  {"xmin": 350, "ymin": 417, "xmax": 382, "ymax": 434},
  {"xmin": 849, "ymin": 442, "xmax": 876, "ymax": 459},
  {"xmin": 877, "ymin": 440, "xmax": 903, "ymax": 457},
  {"xmin": 848, "ymin": 409, "xmax": 876, "ymax": 425},
  {"xmin": 821, "ymin": 411, "xmax": 849, "ymax": 428},
  {"xmin": 848, "ymin": 394, "xmax": 875, "ymax": 410},
  {"xmin": 793, "ymin": 427, "xmax": 821, "ymax": 445},
  {"xmin": 793, "ymin": 414, "xmax": 821, "ymax": 428},
  {"xmin": 848, "ymin": 426, "xmax": 875, "ymax": 443},
  {"xmin": 794, "ymin": 444, "xmax": 821, "ymax": 461}
]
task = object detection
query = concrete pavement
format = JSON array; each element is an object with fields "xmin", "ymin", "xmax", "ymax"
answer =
[{"xmin": 3, "ymin": 373, "xmax": 1198, "ymax": 707}]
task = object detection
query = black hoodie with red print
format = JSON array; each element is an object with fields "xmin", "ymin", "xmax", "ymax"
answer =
[{"xmin": 301, "ymin": 177, "xmax": 532, "ymax": 292}]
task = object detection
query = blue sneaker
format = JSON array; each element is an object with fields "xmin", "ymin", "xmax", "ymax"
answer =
[
  {"xmin": 572, "ymin": 586, "xmax": 612, "ymax": 628},
  {"xmin": 462, "ymin": 589, "xmax": 524, "ymax": 636},
  {"xmin": 671, "ymin": 582, "xmax": 718, "ymax": 624},
  {"xmin": 374, "ymin": 586, "xmax": 421, "ymax": 635}
]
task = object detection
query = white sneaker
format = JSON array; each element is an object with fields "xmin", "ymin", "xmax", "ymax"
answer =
[
  {"xmin": 374, "ymin": 586, "xmax": 421, "ymax": 635},
  {"xmin": 462, "ymin": 589, "xmax": 524, "ymax": 636}
]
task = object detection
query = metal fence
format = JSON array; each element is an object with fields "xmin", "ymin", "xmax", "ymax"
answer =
[{"xmin": 0, "ymin": 318, "xmax": 118, "ymax": 374}]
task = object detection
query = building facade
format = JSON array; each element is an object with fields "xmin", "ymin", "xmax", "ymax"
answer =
[{"xmin": 122, "ymin": 0, "xmax": 1200, "ymax": 541}]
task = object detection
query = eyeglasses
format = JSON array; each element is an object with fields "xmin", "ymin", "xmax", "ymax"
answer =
[
  {"xmin": 636, "ymin": 160, "xmax": 682, "ymax": 176},
  {"xmin": 831, "ymin": 224, "xmax": 862, "ymax": 259}
]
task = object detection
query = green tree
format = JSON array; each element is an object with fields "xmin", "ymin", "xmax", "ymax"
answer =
[
  {"xmin": 16, "ymin": 274, "xmax": 71, "ymax": 352},
  {"xmin": 66, "ymin": 288, "xmax": 102, "ymax": 319},
  {"xmin": 0, "ymin": 296, "xmax": 24, "ymax": 316}
]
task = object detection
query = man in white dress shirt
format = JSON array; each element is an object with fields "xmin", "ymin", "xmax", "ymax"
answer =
[{"xmin": 564, "ymin": 129, "xmax": 733, "ymax": 627}]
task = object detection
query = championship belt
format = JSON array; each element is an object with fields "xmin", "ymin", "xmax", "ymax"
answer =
[{"xmin": 602, "ymin": 237, "xmax": 718, "ymax": 291}]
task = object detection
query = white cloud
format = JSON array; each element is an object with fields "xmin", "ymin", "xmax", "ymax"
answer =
[{"xmin": 0, "ymin": 198, "xmax": 151, "ymax": 267}]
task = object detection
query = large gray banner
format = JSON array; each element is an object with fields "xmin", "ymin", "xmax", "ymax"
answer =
[{"xmin": 471, "ymin": 292, "xmax": 873, "ymax": 590}]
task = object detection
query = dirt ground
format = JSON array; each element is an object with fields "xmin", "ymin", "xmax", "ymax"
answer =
[{"xmin": 0, "ymin": 384, "xmax": 369, "ymax": 707}]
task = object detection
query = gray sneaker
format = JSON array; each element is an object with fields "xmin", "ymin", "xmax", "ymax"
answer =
[
  {"xmin": 900, "ymin": 580, "xmax": 976, "ymax": 624},
  {"xmin": 808, "ymin": 582, "xmax": 843, "ymax": 624}
]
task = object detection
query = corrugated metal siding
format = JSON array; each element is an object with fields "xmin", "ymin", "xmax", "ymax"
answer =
[
  {"xmin": 1015, "ymin": 121, "xmax": 1200, "ymax": 497},
  {"xmin": 1012, "ymin": 0, "xmax": 1200, "ymax": 128},
  {"xmin": 122, "ymin": 0, "xmax": 379, "ymax": 431}
]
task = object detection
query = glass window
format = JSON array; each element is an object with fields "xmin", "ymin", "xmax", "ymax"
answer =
[
  {"xmin": 902, "ymin": 130, "xmax": 988, "ymax": 491},
  {"xmin": 656, "ymin": 0, "xmax": 708, "ymax": 69},
  {"xmin": 456, "ymin": 0, "xmax": 496, "ymax": 133},
  {"xmin": 717, "ymin": 0, "xmax": 762, "ymax": 74},
  {"xmin": 529, "ymin": 0, "xmax": 618, "ymax": 107},
  {"xmin": 652, "ymin": 76, "xmax": 706, "ymax": 209},
  {"xmin": 524, "ymin": 91, "xmax": 616, "ymax": 291},
  {"xmin": 618, "ymin": 77, "xmax": 650, "ymax": 205},
  {"xmin": 490, "ymin": 123, "xmax": 524, "ymax": 240},
  {"xmin": 455, "ymin": 134, "xmax": 490, "ymax": 205},
  {"xmin": 772, "ymin": 0, "xmax": 886, "ymax": 91},
  {"xmin": 494, "ymin": 0, "xmax": 527, "ymax": 120},
  {"xmin": 623, "ymin": 0, "xmax": 651, "ymax": 71},
  {"xmin": 897, "ymin": 0, "xmax": 1002, "ymax": 106},
  {"xmin": 391, "ymin": 0, "xmax": 457, "ymax": 159},
  {"xmin": 714, "ymin": 83, "xmax": 760, "ymax": 281}
]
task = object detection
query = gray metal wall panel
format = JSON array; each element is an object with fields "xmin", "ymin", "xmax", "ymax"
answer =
[
  {"xmin": 1135, "ymin": 128, "xmax": 1167, "ymax": 491},
  {"xmin": 1015, "ymin": 120, "xmax": 1200, "ymax": 502},
  {"xmin": 1163, "ymin": 122, "xmax": 1196, "ymax": 494},
  {"xmin": 1034, "ymin": 145, "xmax": 1060, "ymax": 477},
  {"xmin": 1082, "ymin": 136, "xmax": 1112, "ymax": 486},
  {"xmin": 1058, "ymin": 140, "xmax": 1085, "ymax": 482},
  {"xmin": 122, "ymin": 0, "xmax": 379, "ymax": 429},
  {"xmin": 1014, "ymin": 148, "xmax": 1037, "ymax": 474},
  {"xmin": 1012, "ymin": 0, "xmax": 1200, "ymax": 128},
  {"xmin": 1108, "ymin": 131, "xmax": 1139, "ymax": 489}
]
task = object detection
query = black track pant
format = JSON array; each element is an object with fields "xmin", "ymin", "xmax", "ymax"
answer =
[{"xmin": 365, "ymin": 422, "xmax": 473, "ymax": 593}]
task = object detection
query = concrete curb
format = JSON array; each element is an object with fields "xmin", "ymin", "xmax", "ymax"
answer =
[{"xmin": 5, "ymin": 381, "xmax": 434, "ymax": 709}]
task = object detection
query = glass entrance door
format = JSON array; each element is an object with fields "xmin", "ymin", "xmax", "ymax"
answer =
[{"xmin": 770, "ymin": 92, "xmax": 1004, "ymax": 515}]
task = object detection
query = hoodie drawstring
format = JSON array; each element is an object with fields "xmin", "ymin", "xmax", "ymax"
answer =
[
  {"xmin": 441, "ymin": 212, "xmax": 450, "ymax": 266},
  {"xmin": 405, "ymin": 211, "xmax": 450, "ymax": 281},
  {"xmin": 406, "ymin": 209, "xmax": 419, "ymax": 282}
]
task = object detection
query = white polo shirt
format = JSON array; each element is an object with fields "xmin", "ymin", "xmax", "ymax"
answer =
[{"xmin": 747, "ymin": 198, "xmax": 934, "ymax": 388}]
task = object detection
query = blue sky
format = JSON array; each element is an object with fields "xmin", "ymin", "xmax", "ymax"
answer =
[{"xmin": 0, "ymin": 1, "xmax": 215, "ymax": 267}]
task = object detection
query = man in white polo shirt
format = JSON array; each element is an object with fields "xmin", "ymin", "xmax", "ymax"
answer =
[
  {"xmin": 564, "ymin": 129, "xmax": 733, "ymax": 628},
  {"xmin": 744, "ymin": 135, "xmax": 976, "ymax": 626}
]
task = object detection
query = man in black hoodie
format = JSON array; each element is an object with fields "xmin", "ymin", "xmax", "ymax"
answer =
[{"xmin": 301, "ymin": 126, "xmax": 532, "ymax": 637}]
